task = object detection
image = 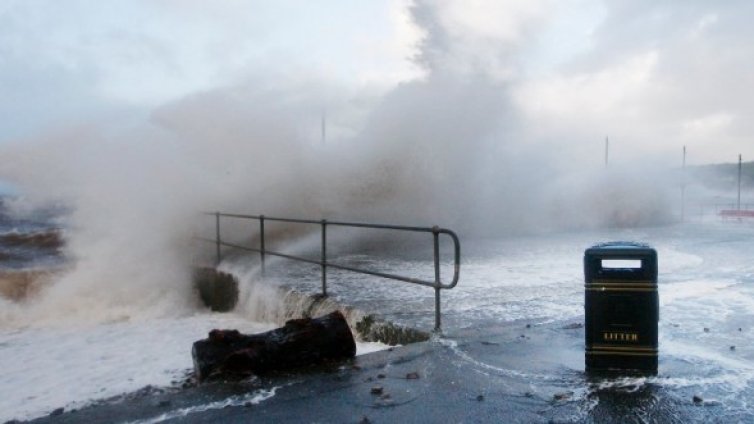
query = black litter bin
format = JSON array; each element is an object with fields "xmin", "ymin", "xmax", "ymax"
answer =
[{"xmin": 584, "ymin": 242, "xmax": 658, "ymax": 373}]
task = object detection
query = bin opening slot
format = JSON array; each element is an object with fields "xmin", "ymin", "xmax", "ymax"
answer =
[{"xmin": 601, "ymin": 259, "xmax": 642, "ymax": 269}]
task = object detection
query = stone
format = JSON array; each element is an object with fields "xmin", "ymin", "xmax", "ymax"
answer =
[
  {"xmin": 562, "ymin": 323, "xmax": 583, "ymax": 330},
  {"xmin": 553, "ymin": 392, "xmax": 572, "ymax": 401},
  {"xmin": 192, "ymin": 311, "xmax": 356, "ymax": 381},
  {"xmin": 193, "ymin": 268, "xmax": 239, "ymax": 312}
]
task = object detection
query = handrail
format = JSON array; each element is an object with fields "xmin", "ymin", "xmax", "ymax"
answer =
[{"xmin": 199, "ymin": 212, "xmax": 461, "ymax": 332}]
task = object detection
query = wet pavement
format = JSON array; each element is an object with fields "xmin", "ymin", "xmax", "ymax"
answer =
[{"xmin": 31, "ymin": 317, "xmax": 744, "ymax": 424}]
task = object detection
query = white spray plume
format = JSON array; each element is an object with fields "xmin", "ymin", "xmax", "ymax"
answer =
[{"xmin": 0, "ymin": 1, "xmax": 680, "ymax": 326}]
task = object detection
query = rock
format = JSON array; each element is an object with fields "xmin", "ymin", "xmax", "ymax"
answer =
[
  {"xmin": 703, "ymin": 328, "xmax": 710, "ymax": 333},
  {"xmin": 553, "ymin": 392, "xmax": 572, "ymax": 401},
  {"xmin": 693, "ymin": 395, "xmax": 704, "ymax": 404},
  {"xmin": 370, "ymin": 386, "xmax": 384, "ymax": 395},
  {"xmin": 562, "ymin": 323, "xmax": 583, "ymax": 330},
  {"xmin": 526, "ymin": 324, "xmax": 531, "ymax": 329},
  {"xmin": 0, "ymin": 270, "xmax": 57, "ymax": 301},
  {"xmin": 377, "ymin": 373, "xmax": 386, "ymax": 379},
  {"xmin": 476, "ymin": 394, "xmax": 485, "ymax": 401},
  {"xmin": 730, "ymin": 346, "xmax": 736, "ymax": 351},
  {"xmin": 354, "ymin": 314, "xmax": 430, "ymax": 345},
  {"xmin": 157, "ymin": 400, "xmax": 171, "ymax": 408},
  {"xmin": 192, "ymin": 311, "xmax": 356, "ymax": 381},
  {"xmin": 50, "ymin": 408, "xmax": 64, "ymax": 416},
  {"xmin": 135, "ymin": 385, "xmax": 155, "ymax": 396},
  {"xmin": 406, "ymin": 372, "xmax": 420, "ymax": 380},
  {"xmin": 193, "ymin": 268, "xmax": 239, "ymax": 312}
]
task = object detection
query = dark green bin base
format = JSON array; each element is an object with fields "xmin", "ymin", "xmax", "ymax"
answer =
[{"xmin": 586, "ymin": 350, "xmax": 657, "ymax": 375}]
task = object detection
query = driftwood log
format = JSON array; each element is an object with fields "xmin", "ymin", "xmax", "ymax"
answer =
[{"xmin": 192, "ymin": 310, "xmax": 356, "ymax": 381}]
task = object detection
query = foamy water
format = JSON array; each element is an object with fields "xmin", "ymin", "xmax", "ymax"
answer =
[
  {"xmin": 0, "ymin": 312, "xmax": 386, "ymax": 422},
  {"xmin": 0, "ymin": 315, "xmax": 261, "ymax": 421},
  {"xmin": 2, "ymin": 220, "xmax": 754, "ymax": 421}
]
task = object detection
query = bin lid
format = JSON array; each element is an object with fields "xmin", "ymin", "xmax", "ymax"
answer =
[{"xmin": 585, "ymin": 241, "xmax": 656, "ymax": 258}]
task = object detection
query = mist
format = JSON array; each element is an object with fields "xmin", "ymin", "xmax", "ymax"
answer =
[{"xmin": 1, "ymin": 0, "xmax": 741, "ymax": 325}]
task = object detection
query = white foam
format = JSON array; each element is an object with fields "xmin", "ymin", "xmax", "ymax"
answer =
[
  {"xmin": 0, "ymin": 313, "xmax": 387, "ymax": 422},
  {"xmin": 129, "ymin": 387, "xmax": 281, "ymax": 424},
  {"xmin": 660, "ymin": 279, "xmax": 734, "ymax": 304}
]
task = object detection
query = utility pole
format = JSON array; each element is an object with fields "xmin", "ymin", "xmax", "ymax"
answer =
[
  {"xmin": 321, "ymin": 109, "xmax": 326, "ymax": 145},
  {"xmin": 681, "ymin": 146, "xmax": 686, "ymax": 222},
  {"xmin": 738, "ymin": 154, "xmax": 742, "ymax": 211}
]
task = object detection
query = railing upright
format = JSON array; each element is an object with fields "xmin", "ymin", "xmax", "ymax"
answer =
[
  {"xmin": 321, "ymin": 219, "xmax": 328, "ymax": 296},
  {"xmin": 215, "ymin": 212, "xmax": 221, "ymax": 265},
  {"xmin": 259, "ymin": 215, "xmax": 266, "ymax": 276},
  {"xmin": 433, "ymin": 226, "xmax": 441, "ymax": 332}
]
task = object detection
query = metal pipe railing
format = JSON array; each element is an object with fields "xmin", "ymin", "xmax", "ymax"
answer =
[{"xmin": 199, "ymin": 212, "xmax": 461, "ymax": 332}]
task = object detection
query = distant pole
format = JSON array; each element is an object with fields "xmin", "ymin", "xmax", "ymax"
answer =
[
  {"xmin": 681, "ymin": 146, "xmax": 686, "ymax": 222},
  {"xmin": 738, "ymin": 154, "xmax": 742, "ymax": 210},
  {"xmin": 605, "ymin": 136, "xmax": 609, "ymax": 167},
  {"xmin": 321, "ymin": 109, "xmax": 326, "ymax": 145}
]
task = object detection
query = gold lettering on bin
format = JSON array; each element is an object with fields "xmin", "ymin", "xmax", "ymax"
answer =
[{"xmin": 602, "ymin": 332, "xmax": 639, "ymax": 342}]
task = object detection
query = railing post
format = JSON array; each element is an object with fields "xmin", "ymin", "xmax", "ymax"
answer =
[
  {"xmin": 215, "ymin": 212, "xmax": 221, "ymax": 265},
  {"xmin": 433, "ymin": 225, "xmax": 441, "ymax": 333},
  {"xmin": 321, "ymin": 219, "xmax": 328, "ymax": 296},
  {"xmin": 259, "ymin": 215, "xmax": 266, "ymax": 276}
]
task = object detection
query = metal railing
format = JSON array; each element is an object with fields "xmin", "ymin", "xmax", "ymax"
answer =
[{"xmin": 197, "ymin": 212, "xmax": 461, "ymax": 332}]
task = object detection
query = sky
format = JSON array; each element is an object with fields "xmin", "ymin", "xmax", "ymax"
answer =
[
  {"xmin": 1, "ymin": 0, "xmax": 752, "ymax": 165},
  {"xmin": 0, "ymin": 0, "xmax": 421, "ymax": 142}
]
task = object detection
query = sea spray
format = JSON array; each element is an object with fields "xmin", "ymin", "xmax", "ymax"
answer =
[{"xmin": 0, "ymin": 0, "xmax": 683, "ymax": 330}]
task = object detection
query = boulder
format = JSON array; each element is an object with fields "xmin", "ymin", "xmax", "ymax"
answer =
[{"xmin": 192, "ymin": 310, "xmax": 356, "ymax": 381}]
